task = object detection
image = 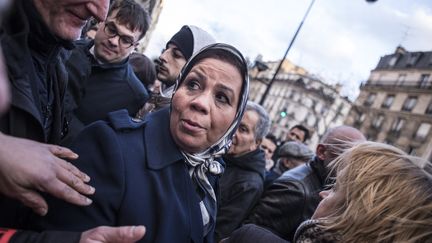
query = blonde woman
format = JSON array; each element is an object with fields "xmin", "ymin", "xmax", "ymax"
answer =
[{"xmin": 295, "ymin": 141, "xmax": 432, "ymax": 242}]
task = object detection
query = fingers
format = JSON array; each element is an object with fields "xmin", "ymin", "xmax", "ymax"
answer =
[
  {"xmin": 57, "ymin": 159, "xmax": 91, "ymax": 183},
  {"xmin": 43, "ymin": 178, "xmax": 93, "ymax": 206},
  {"xmin": 17, "ymin": 190, "xmax": 49, "ymax": 216},
  {"xmin": 102, "ymin": 226, "xmax": 146, "ymax": 242},
  {"xmin": 48, "ymin": 145, "xmax": 79, "ymax": 160},
  {"xmin": 55, "ymin": 161, "xmax": 94, "ymax": 195},
  {"xmin": 40, "ymin": 162, "xmax": 94, "ymax": 206}
]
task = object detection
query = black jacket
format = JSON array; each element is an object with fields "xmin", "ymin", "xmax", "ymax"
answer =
[
  {"xmin": 216, "ymin": 149, "xmax": 266, "ymax": 241},
  {"xmin": 246, "ymin": 157, "xmax": 330, "ymax": 241},
  {"xmin": 64, "ymin": 40, "xmax": 148, "ymax": 144},
  {"xmin": 223, "ymin": 224, "xmax": 288, "ymax": 243},
  {"xmin": 0, "ymin": 0, "xmax": 81, "ymax": 242},
  {"xmin": 0, "ymin": 0, "xmax": 72, "ymax": 143}
]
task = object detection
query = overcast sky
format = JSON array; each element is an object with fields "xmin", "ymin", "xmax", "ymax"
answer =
[{"xmin": 144, "ymin": 0, "xmax": 432, "ymax": 100}]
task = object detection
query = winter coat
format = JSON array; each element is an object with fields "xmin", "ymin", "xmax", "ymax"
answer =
[
  {"xmin": 22, "ymin": 108, "xmax": 219, "ymax": 243},
  {"xmin": 223, "ymin": 224, "xmax": 289, "ymax": 243},
  {"xmin": 246, "ymin": 157, "xmax": 330, "ymax": 241},
  {"xmin": 215, "ymin": 149, "xmax": 266, "ymax": 241},
  {"xmin": 0, "ymin": 0, "xmax": 72, "ymax": 144},
  {"xmin": 294, "ymin": 219, "xmax": 340, "ymax": 243},
  {"xmin": 63, "ymin": 40, "xmax": 148, "ymax": 144}
]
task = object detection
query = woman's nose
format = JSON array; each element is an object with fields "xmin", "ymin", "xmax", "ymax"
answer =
[{"xmin": 190, "ymin": 93, "xmax": 211, "ymax": 114}]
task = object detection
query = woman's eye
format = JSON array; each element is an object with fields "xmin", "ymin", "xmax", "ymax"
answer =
[
  {"xmin": 216, "ymin": 92, "xmax": 230, "ymax": 105},
  {"xmin": 185, "ymin": 80, "xmax": 200, "ymax": 90}
]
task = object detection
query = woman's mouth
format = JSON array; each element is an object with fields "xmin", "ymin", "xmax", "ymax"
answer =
[{"xmin": 181, "ymin": 119, "xmax": 204, "ymax": 133}]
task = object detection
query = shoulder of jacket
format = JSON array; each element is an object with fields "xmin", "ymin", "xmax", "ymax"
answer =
[{"xmin": 107, "ymin": 109, "xmax": 146, "ymax": 131}]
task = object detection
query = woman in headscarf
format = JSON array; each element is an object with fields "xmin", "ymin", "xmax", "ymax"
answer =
[{"xmin": 24, "ymin": 43, "xmax": 250, "ymax": 243}]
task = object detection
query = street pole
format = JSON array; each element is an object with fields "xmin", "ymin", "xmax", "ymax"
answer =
[{"xmin": 259, "ymin": 0, "xmax": 316, "ymax": 105}]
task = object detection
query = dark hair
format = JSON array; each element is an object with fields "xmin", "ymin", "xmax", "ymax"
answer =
[
  {"xmin": 109, "ymin": 0, "xmax": 151, "ymax": 40},
  {"xmin": 291, "ymin": 124, "xmax": 310, "ymax": 142},
  {"xmin": 265, "ymin": 133, "xmax": 278, "ymax": 146},
  {"xmin": 129, "ymin": 52, "xmax": 156, "ymax": 89}
]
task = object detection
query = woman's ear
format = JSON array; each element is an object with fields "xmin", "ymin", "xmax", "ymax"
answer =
[{"xmin": 316, "ymin": 144, "xmax": 327, "ymax": 161}]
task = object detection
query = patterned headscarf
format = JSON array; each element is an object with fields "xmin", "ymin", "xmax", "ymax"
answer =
[{"xmin": 170, "ymin": 43, "xmax": 249, "ymax": 235}]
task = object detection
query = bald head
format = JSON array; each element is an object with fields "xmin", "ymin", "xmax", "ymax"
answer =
[{"xmin": 317, "ymin": 126, "xmax": 366, "ymax": 165}]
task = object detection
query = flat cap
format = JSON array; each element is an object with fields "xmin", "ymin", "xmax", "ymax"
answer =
[{"xmin": 278, "ymin": 141, "xmax": 314, "ymax": 159}]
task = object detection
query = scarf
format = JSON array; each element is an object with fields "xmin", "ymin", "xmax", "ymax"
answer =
[{"xmin": 173, "ymin": 43, "xmax": 250, "ymax": 236}]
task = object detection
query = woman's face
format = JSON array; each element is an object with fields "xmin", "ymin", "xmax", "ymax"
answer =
[
  {"xmin": 170, "ymin": 57, "xmax": 242, "ymax": 153},
  {"xmin": 312, "ymin": 181, "xmax": 345, "ymax": 219}
]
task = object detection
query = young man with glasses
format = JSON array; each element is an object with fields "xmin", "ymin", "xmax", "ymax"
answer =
[{"xmin": 63, "ymin": 0, "xmax": 150, "ymax": 145}]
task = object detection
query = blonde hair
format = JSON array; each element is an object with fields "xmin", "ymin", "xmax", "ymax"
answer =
[{"xmin": 323, "ymin": 141, "xmax": 432, "ymax": 242}]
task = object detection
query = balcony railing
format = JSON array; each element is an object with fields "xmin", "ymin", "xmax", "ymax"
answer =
[{"xmin": 360, "ymin": 80, "xmax": 432, "ymax": 89}]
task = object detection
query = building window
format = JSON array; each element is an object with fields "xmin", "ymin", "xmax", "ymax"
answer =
[
  {"xmin": 388, "ymin": 56, "xmax": 398, "ymax": 67},
  {"xmin": 390, "ymin": 118, "xmax": 405, "ymax": 133},
  {"xmin": 396, "ymin": 74, "xmax": 406, "ymax": 86},
  {"xmin": 364, "ymin": 93, "xmax": 376, "ymax": 107},
  {"xmin": 381, "ymin": 94, "xmax": 395, "ymax": 109},
  {"xmin": 407, "ymin": 53, "xmax": 420, "ymax": 67},
  {"xmin": 402, "ymin": 96, "xmax": 417, "ymax": 112},
  {"xmin": 419, "ymin": 74, "xmax": 430, "ymax": 88},
  {"xmin": 426, "ymin": 101, "xmax": 432, "ymax": 115},
  {"xmin": 408, "ymin": 146, "xmax": 417, "ymax": 156},
  {"xmin": 372, "ymin": 114, "xmax": 385, "ymax": 129},
  {"xmin": 414, "ymin": 123, "xmax": 431, "ymax": 141}
]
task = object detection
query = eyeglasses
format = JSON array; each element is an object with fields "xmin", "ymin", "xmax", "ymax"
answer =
[{"xmin": 103, "ymin": 22, "xmax": 136, "ymax": 48}]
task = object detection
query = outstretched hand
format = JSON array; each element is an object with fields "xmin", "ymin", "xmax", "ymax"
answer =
[
  {"xmin": 0, "ymin": 133, "xmax": 95, "ymax": 215},
  {"xmin": 80, "ymin": 226, "xmax": 146, "ymax": 243}
]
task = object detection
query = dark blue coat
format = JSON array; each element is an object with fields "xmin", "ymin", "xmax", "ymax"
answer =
[
  {"xmin": 62, "ymin": 40, "xmax": 149, "ymax": 145},
  {"xmin": 27, "ymin": 108, "xmax": 220, "ymax": 243}
]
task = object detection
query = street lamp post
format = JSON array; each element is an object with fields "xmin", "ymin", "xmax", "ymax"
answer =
[{"xmin": 259, "ymin": 0, "xmax": 316, "ymax": 105}]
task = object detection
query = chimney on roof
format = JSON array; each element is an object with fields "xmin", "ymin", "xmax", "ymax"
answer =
[{"xmin": 395, "ymin": 45, "xmax": 407, "ymax": 55}]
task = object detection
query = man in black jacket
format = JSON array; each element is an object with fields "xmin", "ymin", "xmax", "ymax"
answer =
[
  {"xmin": 215, "ymin": 102, "xmax": 271, "ymax": 241},
  {"xmin": 246, "ymin": 126, "xmax": 366, "ymax": 241},
  {"xmin": 64, "ymin": 0, "xmax": 150, "ymax": 144},
  {"xmin": 0, "ymin": 0, "xmax": 145, "ymax": 242}
]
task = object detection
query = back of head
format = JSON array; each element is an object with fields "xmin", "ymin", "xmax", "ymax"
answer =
[
  {"xmin": 129, "ymin": 52, "xmax": 156, "ymax": 89},
  {"xmin": 109, "ymin": 0, "xmax": 150, "ymax": 40},
  {"xmin": 325, "ymin": 141, "xmax": 432, "ymax": 242},
  {"xmin": 319, "ymin": 125, "xmax": 366, "ymax": 163},
  {"xmin": 245, "ymin": 101, "xmax": 271, "ymax": 141},
  {"xmin": 168, "ymin": 25, "xmax": 216, "ymax": 61}
]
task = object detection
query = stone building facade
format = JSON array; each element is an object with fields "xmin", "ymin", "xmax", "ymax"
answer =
[
  {"xmin": 136, "ymin": 0, "xmax": 164, "ymax": 52},
  {"xmin": 345, "ymin": 46, "xmax": 432, "ymax": 162},
  {"xmin": 249, "ymin": 59, "xmax": 351, "ymax": 148}
]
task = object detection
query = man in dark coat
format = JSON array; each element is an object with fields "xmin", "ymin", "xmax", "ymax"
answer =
[
  {"xmin": 0, "ymin": 0, "xmax": 145, "ymax": 242},
  {"xmin": 215, "ymin": 102, "xmax": 271, "ymax": 241},
  {"xmin": 246, "ymin": 126, "xmax": 366, "ymax": 241},
  {"xmin": 264, "ymin": 141, "xmax": 314, "ymax": 188},
  {"xmin": 64, "ymin": 0, "xmax": 150, "ymax": 144}
]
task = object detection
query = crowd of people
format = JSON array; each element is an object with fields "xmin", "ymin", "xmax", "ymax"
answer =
[{"xmin": 0, "ymin": 0, "xmax": 431, "ymax": 242}]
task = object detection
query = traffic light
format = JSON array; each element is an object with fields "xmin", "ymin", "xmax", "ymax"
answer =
[{"xmin": 280, "ymin": 111, "xmax": 287, "ymax": 118}]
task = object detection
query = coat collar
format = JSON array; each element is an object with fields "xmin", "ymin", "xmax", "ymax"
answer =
[{"xmin": 144, "ymin": 107, "xmax": 185, "ymax": 170}]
